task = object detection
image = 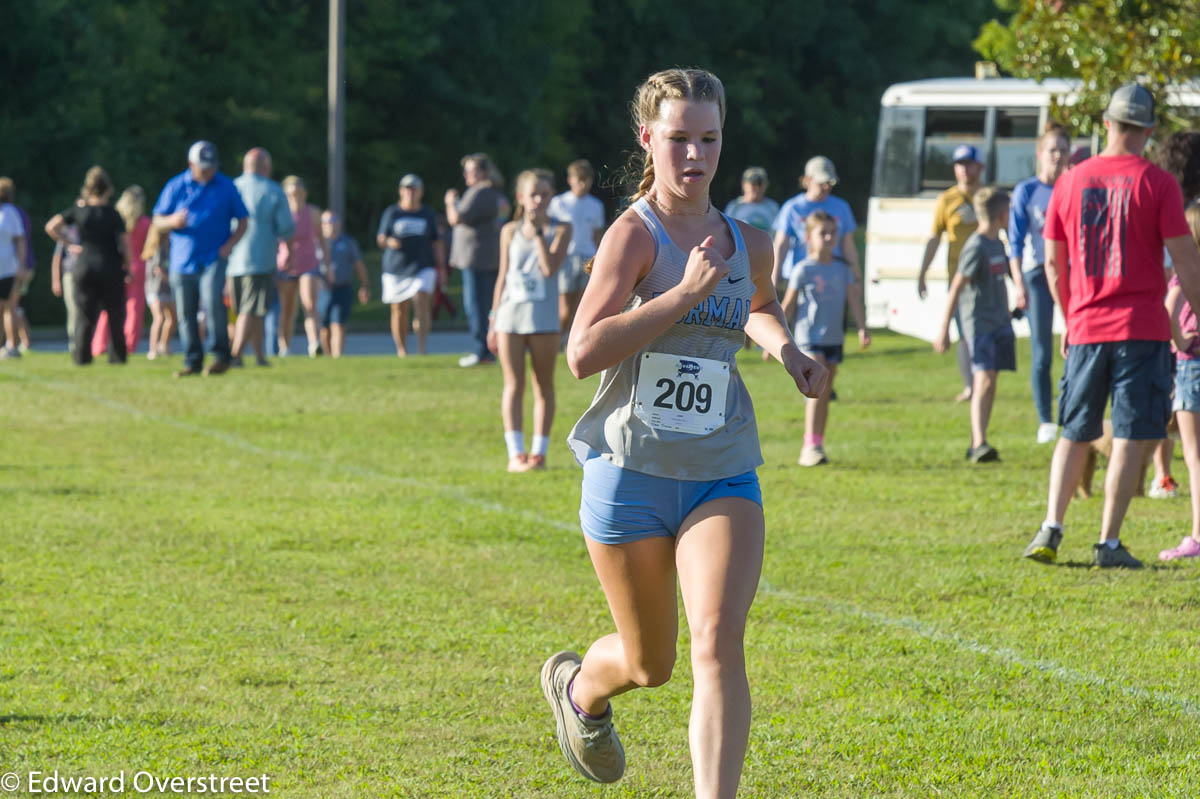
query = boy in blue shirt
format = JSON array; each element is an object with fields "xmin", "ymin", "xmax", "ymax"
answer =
[{"xmin": 781, "ymin": 210, "xmax": 870, "ymax": 466}]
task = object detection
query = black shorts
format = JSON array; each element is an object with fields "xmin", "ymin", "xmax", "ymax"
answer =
[{"xmin": 0, "ymin": 276, "xmax": 14, "ymax": 301}]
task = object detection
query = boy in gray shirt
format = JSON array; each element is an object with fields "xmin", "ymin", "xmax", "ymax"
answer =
[{"xmin": 935, "ymin": 187, "xmax": 1027, "ymax": 463}]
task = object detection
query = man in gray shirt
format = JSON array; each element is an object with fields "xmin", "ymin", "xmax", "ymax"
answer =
[
  {"xmin": 446, "ymin": 153, "xmax": 507, "ymax": 367},
  {"xmin": 228, "ymin": 148, "xmax": 293, "ymax": 366}
]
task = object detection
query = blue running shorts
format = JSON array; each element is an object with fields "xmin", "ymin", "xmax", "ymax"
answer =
[{"xmin": 579, "ymin": 455, "xmax": 762, "ymax": 545}]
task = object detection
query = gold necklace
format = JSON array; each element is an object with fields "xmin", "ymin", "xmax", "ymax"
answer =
[{"xmin": 648, "ymin": 194, "xmax": 711, "ymax": 217}]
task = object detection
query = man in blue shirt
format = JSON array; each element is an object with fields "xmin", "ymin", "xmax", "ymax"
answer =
[
  {"xmin": 153, "ymin": 141, "xmax": 249, "ymax": 377},
  {"xmin": 1008, "ymin": 127, "xmax": 1070, "ymax": 443},
  {"xmin": 771, "ymin": 157, "xmax": 860, "ymax": 288},
  {"xmin": 228, "ymin": 147, "xmax": 293, "ymax": 367}
]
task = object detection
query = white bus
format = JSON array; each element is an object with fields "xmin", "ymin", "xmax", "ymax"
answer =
[{"xmin": 863, "ymin": 76, "xmax": 1198, "ymax": 342}]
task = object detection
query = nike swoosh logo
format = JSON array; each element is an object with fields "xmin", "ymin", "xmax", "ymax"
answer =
[
  {"xmin": 726, "ymin": 480, "xmax": 754, "ymax": 487},
  {"xmin": 727, "ymin": 276, "xmax": 745, "ymax": 284}
]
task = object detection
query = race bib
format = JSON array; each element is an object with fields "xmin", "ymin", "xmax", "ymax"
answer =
[
  {"xmin": 634, "ymin": 352, "xmax": 729, "ymax": 435},
  {"xmin": 509, "ymin": 270, "xmax": 546, "ymax": 302}
]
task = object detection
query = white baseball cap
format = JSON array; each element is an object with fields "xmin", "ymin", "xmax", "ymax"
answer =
[{"xmin": 188, "ymin": 140, "xmax": 218, "ymax": 169}]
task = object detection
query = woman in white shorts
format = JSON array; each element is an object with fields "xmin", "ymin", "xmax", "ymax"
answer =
[
  {"xmin": 377, "ymin": 174, "xmax": 443, "ymax": 356},
  {"xmin": 539, "ymin": 68, "xmax": 828, "ymax": 797},
  {"xmin": 487, "ymin": 168, "xmax": 570, "ymax": 471}
]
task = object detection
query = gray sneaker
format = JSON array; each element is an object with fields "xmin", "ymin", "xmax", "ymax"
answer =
[
  {"xmin": 540, "ymin": 651, "xmax": 625, "ymax": 783},
  {"xmin": 1023, "ymin": 524, "xmax": 1063, "ymax": 563},
  {"xmin": 1093, "ymin": 543, "xmax": 1144, "ymax": 569}
]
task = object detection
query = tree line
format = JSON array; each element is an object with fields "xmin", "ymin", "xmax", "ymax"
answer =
[{"xmin": 4, "ymin": 0, "xmax": 998, "ymax": 325}]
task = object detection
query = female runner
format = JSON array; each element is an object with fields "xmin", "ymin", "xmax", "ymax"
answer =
[{"xmin": 541, "ymin": 68, "xmax": 828, "ymax": 798}]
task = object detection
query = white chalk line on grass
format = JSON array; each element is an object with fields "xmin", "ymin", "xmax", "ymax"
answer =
[
  {"xmin": 758, "ymin": 579, "xmax": 1200, "ymax": 719},
  {"xmin": 21, "ymin": 374, "xmax": 577, "ymax": 534},
  {"xmin": 24, "ymin": 374, "xmax": 1200, "ymax": 717}
]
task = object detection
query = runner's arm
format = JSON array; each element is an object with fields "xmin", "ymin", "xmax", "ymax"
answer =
[{"xmin": 567, "ymin": 213, "xmax": 719, "ymax": 379}]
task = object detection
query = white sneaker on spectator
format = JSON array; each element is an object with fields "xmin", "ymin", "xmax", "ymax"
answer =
[
  {"xmin": 1036, "ymin": 423, "xmax": 1057, "ymax": 444},
  {"xmin": 459, "ymin": 353, "xmax": 481, "ymax": 368}
]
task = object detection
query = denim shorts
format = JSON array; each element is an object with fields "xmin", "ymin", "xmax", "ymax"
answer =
[
  {"xmin": 579, "ymin": 456, "xmax": 762, "ymax": 545},
  {"xmin": 1175, "ymin": 358, "xmax": 1200, "ymax": 413},
  {"xmin": 968, "ymin": 327, "xmax": 1016, "ymax": 373},
  {"xmin": 320, "ymin": 284, "xmax": 353, "ymax": 326},
  {"xmin": 801, "ymin": 343, "xmax": 844, "ymax": 365},
  {"xmin": 1059, "ymin": 340, "xmax": 1172, "ymax": 441}
]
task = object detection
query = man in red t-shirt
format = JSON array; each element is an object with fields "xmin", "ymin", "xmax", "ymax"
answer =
[{"xmin": 1024, "ymin": 84, "xmax": 1200, "ymax": 568}]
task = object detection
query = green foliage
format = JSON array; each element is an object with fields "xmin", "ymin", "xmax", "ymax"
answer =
[
  {"xmin": 2, "ymin": 0, "xmax": 997, "ymax": 326},
  {"xmin": 975, "ymin": 0, "xmax": 1200, "ymax": 135}
]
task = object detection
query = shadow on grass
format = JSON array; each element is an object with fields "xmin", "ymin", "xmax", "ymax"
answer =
[
  {"xmin": 0, "ymin": 713, "xmax": 94, "ymax": 725},
  {"xmin": 1048, "ymin": 560, "xmax": 1173, "ymax": 571}
]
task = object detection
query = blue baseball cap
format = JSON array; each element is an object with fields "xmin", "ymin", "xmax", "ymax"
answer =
[{"xmin": 952, "ymin": 144, "xmax": 983, "ymax": 165}]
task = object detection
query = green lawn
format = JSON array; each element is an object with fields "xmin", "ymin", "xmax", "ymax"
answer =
[{"xmin": 3, "ymin": 332, "xmax": 1199, "ymax": 797}]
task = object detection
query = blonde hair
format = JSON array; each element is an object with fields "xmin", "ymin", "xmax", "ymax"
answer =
[
  {"xmin": 82, "ymin": 166, "xmax": 112, "ymax": 200},
  {"xmin": 1187, "ymin": 202, "xmax": 1200, "ymax": 250},
  {"xmin": 0, "ymin": 177, "xmax": 12, "ymax": 204},
  {"xmin": 142, "ymin": 220, "xmax": 165, "ymax": 261},
  {"xmin": 628, "ymin": 68, "xmax": 726, "ymax": 202},
  {"xmin": 282, "ymin": 175, "xmax": 305, "ymax": 192},
  {"xmin": 805, "ymin": 209, "xmax": 837, "ymax": 236},
  {"xmin": 116, "ymin": 186, "xmax": 145, "ymax": 232},
  {"xmin": 511, "ymin": 168, "xmax": 554, "ymax": 228},
  {"xmin": 973, "ymin": 186, "xmax": 1009, "ymax": 220}
]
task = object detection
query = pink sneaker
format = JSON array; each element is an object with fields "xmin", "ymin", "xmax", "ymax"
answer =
[{"xmin": 1159, "ymin": 536, "xmax": 1200, "ymax": 561}]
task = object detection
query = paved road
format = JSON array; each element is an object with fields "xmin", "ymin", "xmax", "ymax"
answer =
[{"xmin": 28, "ymin": 329, "xmax": 478, "ymax": 358}]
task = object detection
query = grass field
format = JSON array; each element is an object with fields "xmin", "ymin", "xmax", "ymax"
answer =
[{"xmin": 3, "ymin": 332, "xmax": 1199, "ymax": 798}]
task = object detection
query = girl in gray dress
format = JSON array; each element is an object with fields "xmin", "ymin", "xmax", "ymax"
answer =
[{"xmin": 488, "ymin": 169, "xmax": 571, "ymax": 472}]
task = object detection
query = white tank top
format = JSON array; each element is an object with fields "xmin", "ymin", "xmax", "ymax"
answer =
[{"xmin": 566, "ymin": 198, "xmax": 762, "ymax": 480}]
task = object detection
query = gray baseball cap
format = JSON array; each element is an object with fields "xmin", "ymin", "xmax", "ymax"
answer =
[
  {"xmin": 1104, "ymin": 84, "xmax": 1156, "ymax": 128},
  {"xmin": 741, "ymin": 166, "xmax": 768, "ymax": 184},
  {"xmin": 804, "ymin": 156, "xmax": 838, "ymax": 185},
  {"xmin": 399, "ymin": 173, "xmax": 423, "ymax": 190}
]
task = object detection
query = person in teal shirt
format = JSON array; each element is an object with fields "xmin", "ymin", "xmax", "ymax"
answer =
[{"xmin": 228, "ymin": 148, "xmax": 294, "ymax": 366}]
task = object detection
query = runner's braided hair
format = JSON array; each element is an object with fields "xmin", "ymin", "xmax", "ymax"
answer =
[{"xmin": 584, "ymin": 68, "xmax": 726, "ymax": 276}]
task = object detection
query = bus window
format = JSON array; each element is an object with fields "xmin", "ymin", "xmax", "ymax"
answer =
[
  {"xmin": 921, "ymin": 108, "xmax": 986, "ymax": 191},
  {"xmin": 872, "ymin": 106, "xmax": 921, "ymax": 197},
  {"xmin": 993, "ymin": 107, "xmax": 1040, "ymax": 187}
]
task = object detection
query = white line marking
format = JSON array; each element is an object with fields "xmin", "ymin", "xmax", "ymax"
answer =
[{"xmin": 23, "ymin": 374, "xmax": 1200, "ymax": 718}]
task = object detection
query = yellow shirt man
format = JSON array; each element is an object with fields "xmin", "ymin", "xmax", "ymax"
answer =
[{"xmin": 931, "ymin": 185, "xmax": 978, "ymax": 279}]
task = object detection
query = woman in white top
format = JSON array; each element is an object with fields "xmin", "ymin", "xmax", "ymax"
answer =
[
  {"xmin": 539, "ymin": 68, "xmax": 828, "ymax": 797},
  {"xmin": 487, "ymin": 169, "xmax": 571, "ymax": 471}
]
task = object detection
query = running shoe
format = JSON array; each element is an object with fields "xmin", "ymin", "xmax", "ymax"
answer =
[
  {"xmin": 798, "ymin": 445, "xmax": 828, "ymax": 467},
  {"xmin": 1036, "ymin": 423, "xmax": 1058, "ymax": 444},
  {"xmin": 540, "ymin": 651, "xmax": 625, "ymax": 783},
  {"xmin": 1023, "ymin": 523, "xmax": 1063, "ymax": 564},
  {"xmin": 1159, "ymin": 536, "xmax": 1200, "ymax": 561},
  {"xmin": 459, "ymin": 353, "xmax": 481, "ymax": 367},
  {"xmin": 507, "ymin": 454, "xmax": 530, "ymax": 473},
  {"xmin": 526, "ymin": 454, "xmax": 547, "ymax": 470},
  {"xmin": 967, "ymin": 443, "xmax": 999, "ymax": 463},
  {"xmin": 1093, "ymin": 543, "xmax": 1143, "ymax": 569},
  {"xmin": 1148, "ymin": 476, "xmax": 1179, "ymax": 499}
]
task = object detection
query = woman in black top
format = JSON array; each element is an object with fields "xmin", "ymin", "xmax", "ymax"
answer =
[{"xmin": 45, "ymin": 166, "xmax": 130, "ymax": 364}]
